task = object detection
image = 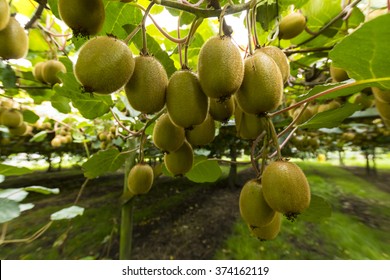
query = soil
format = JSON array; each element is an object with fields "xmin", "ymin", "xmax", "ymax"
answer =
[{"xmin": 1, "ymin": 165, "xmax": 389, "ymax": 260}]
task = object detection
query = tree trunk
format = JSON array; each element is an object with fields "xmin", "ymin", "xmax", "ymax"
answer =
[
  {"xmin": 119, "ymin": 138, "xmax": 137, "ymax": 260},
  {"xmin": 338, "ymin": 150, "xmax": 345, "ymax": 166},
  {"xmin": 228, "ymin": 145, "xmax": 237, "ymax": 188},
  {"xmin": 365, "ymin": 151, "xmax": 370, "ymax": 175}
]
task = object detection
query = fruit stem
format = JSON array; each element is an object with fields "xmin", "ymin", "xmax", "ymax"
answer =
[
  {"xmin": 183, "ymin": 17, "xmax": 203, "ymax": 69},
  {"xmin": 250, "ymin": 130, "xmax": 266, "ymax": 177},
  {"xmin": 246, "ymin": 9, "xmax": 254, "ymax": 55},
  {"xmin": 266, "ymin": 116, "xmax": 282, "ymax": 160},
  {"xmin": 251, "ymin": 6, "xmax": 261, "ymax": 49},
  {"xmin": 140, "ymin": 2, "xmax": 156, "ymax": 55}
]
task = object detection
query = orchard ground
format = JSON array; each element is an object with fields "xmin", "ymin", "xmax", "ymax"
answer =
[{"xmin": 0, "ymin": 158, "xmax": 389, "ymax": 260}]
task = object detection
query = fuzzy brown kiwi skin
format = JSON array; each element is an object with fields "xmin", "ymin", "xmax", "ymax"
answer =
[
  {"xmin": 164, "ymin": 140, "xmax": 193, "ymax": 176},
  {"xmin": 235, "ymin": 52, "xmax": 283, "ymax": 115},
  {"xmin": 0, "ymin": 17, "xmax": 29, "ymax": 59},
  {"xmin": 262, "ymin": 160, "xmax": 311, "ymax": 221},
  {"xmin": 278, "ymin": 12, "xmax": 306, "ymax": 40},
  {"xmin": 166, "ymin": 70, "xmax": 208, "ymax": 129},
  {"xmin": 209, "ymin": 97, "xmax": 234, "ymax": 123},
  {"xmin": 153, "ymin": 113, "xmax": 185, "ymax": 153},
  {"xmin": 127, "ymin": 163, "xmax": 154, "ymax": 195},
  {"xmin": 256, "ymin": 47, "xmax": 290, "ymax": 84},
  {"xmin": 0, "ymin": 0, "xmax": 10, "ymax": 31},
  {"xmin": 185, "ymin": 113, "xmax": 216, "ymax": 146},
  {"xmin": 198, "ymin": 36, "xmax": 244, "ymax": 100},
  {"xmin": 125, "ymin": 55, "xmax": 168, "ymax": 114}
]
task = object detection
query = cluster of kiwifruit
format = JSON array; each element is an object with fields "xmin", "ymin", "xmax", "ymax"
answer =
[
  {"xmin": 33, "ymin": 60, "xmax": 67, "ymax": 85},
  {"xmin": 97, "ymin": 126, "xmax": 117, "ymax": 150},
  {"xmin": 239, "ymin": 160, "xmax": 310, "ymax": 240},
  {"xmin": 290, "ymin": 132, "xmax": 320, "ymax": 152},
  {"xmin": 0, "ymin": 99, "xmax": 31, "ymax": 136},
  {"xmin": 50, "ymin": 126, "xmax": 73, "ymax": 148},
  {"xmin": 0, "ymin": 0, "xmax": 29, "ymax": 60}
]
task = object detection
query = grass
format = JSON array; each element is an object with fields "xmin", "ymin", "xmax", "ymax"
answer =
[{"xmin": 215, "ymin": 162, "xmax": 390, "ymax": 260}]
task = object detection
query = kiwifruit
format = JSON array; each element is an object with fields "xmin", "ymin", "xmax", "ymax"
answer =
[
  {"xmin": 125, "ymin": 55, "xmax": 168, "ymax": 114},
  {"xmin": 292, "ymin": 106, "xmax": 314, "ymax": 124},
  {"xmin": 74, "ymin": 36, "xmax": 135, "ymax": 94},
  {"xmin": 51, "ymin": 136, "xmax": 62, "ymax": 148},
  {"xmin": 256, "ymin": 46, "xmax": 290, "ymax": 84},
  {"xmin": 166, "ymin": 70, "xmax": 208, "ymax": 129},
  {"xmin": 341, "ymin": 132, "xmax": 355, "ymax": 141},
  {"xmin": 375, "ymin": 98, "xmax": 390, "ymax": 121},
  {"xmin": 0, "ymin": 17, "xmax": 29, "ymax": 59},
  {"xmin": 0, "ymin": 0, "xmax": 10, "ymax": 31},
  {"xmin": 0, "ymin": 98, "xmax": 13, "ymax": 109},
  {"xmin": 33, "ymin": 62, "xmax": 46, "ymax": 83},
  {"xmin": 42, "ymin": 60, "xmax": 67, "ymax": 85},
  {"xmin": 372, "ymin": 87, "xmax": 390, "ymax": 103},
  {"xmin": 262, "ymin": 161, "xmax": 311, "ymax": 220},
  {"xmin": 235, "ymin": 52, "xmax": 283, "ymax": 115},
  {"xmin": 153, "ymin": 113, "xmax": 185, "ymax": 153},
  {"xmin": 58, "ymin": 0, "xmax": 105, "ymax": 37},
  {"xmin": 185, "ymin": 113, "xmax": 215, "ymax": 146},
  {"xmin": 250, "ymin": 212, "xmax": 282, "ymax": 241},
  {"xmin": 127, "ymin": 163, "xmax": 154, "ymax": 195},
  {"xmin": 0, "ymin": 109, "xmax": 23, "ymax": 128},
  {"xmin": 330, "ymin": 64, "xmax": 349, "ymax": 82},
  {"xmin": 164, "ymin": 140, "xmax": 193, "ymax": 176},
  {"xmin": 352, "ymin": 92, "xmax": 374, "ymax": 109},
  {"xmin": 239, "ymin": 179, "xmax": 276, "ymax": 228},
  {"xmin": 278, "ymin": 12, "xmax": 306, "ymax": 40},
  {"xmin": 317, "ymin": 100, "xmax": 341, "ymax": 113},
  {"xmin": 234, "ymin": 104, "xmax": 268, "ymax": 140},
  {"xmin": 209, "ymin": 97, "xmax": 234, "ymax": 122},
  {"xmin": 198, "ymin": 36, "xmax": 244, "ymax": 100},
  {"xmin": 9, "ymin": 122, "xmax": 28, "ymax": 136}
]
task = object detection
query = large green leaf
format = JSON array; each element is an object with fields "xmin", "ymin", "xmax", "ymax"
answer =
[
  {"xmin": 299, "ymin": 103, "xmax": 362, "ymax": 129},
  {"xmin": 0, "ymin": 163, "xmax": 32, "ymax": 176},
  {"xmin": 82, "ymin": 148, "xmax": 128, "ymax": 179},
  {"xmin": 185, "ymin": 156, "xmax": 222, "ymax": 183},
  {"xmin": 299, "ymin": 194, "xmax": 332, "ymax": 222},
  {"xmin": 329, "ymin": 14, "xmax": 390, "ymax": 89},
  {"xmin": 22, "ymin": 109, "xmax": 40, "ymax": 124},
  {"xmin": 0, "ymin": 198, "xmax": 20, "ymax": 223},
  {"xmin": 54, "ymin": 72, "xmax": 113, "ymax": 119},
  {"xmin": 0, "ymin": 188, "xmax": 29, "ymax": 202},
  {"xmin": 24, "ymin": 186, "xmax": 60, "ymax": 195},
  {"xmin": 50, "ymin": 94, "xmax": 72, "ymax": 114}
]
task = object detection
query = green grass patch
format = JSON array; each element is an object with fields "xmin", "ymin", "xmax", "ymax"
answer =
[{"xmin": 215, "ymin": 162, "xmax": 390, "ymax": 260}]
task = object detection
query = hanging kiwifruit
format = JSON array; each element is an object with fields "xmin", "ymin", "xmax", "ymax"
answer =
[
  {"xmin": 234, "ymin": 101, "xmax": 268, "ymax": 140},
  {"xmin": 58, "ymin": 0, "xmax": 105, "ymax": 37},
  {"xmin": 0, "ymin": 0, "xmax": 10, "ymax": 31},
  {"xmin": 262, "ymin": 160, "xmax": 311, "ymax": 220},
  {"xmin": 235, "ymin": 52, "xmax": 283, "ymax": 115},
  {"xmin": 198, "ymin": 36, "xmax": 244, "ymax": 100},
  {"xmin": 164, "ymin": 140, "xmax": 193, "ymax": 176},
  {"xmin": 239, "ymin": 179, "xmax": 277, "ymax": 228},
  {"xmin": 153, "ymin": 113, "xmax": 185, "ymax": 153},
  {"xmin": 185, "ymin": 113, "xmax": 216, "ymax": 146},
  {"xmin": 74, "ymin": 36, "xmax": 135, "ymax": 94},
  {"xmin": 209, "ymin": 97, "xmax": 234, "ymax": 122},
  {"xmin": 250, "ymin": 212, "xmax": 282, "ymax": 241},
  {"xmin": 42, "ymin": 60, "xmax": 67, "ymax": 85},
  {"xmin": 0, "ymin": 17, "xmax": 29, "ymax": 59},
  {"xmin": 0, "ymin": 109, "xmax": 23, "ymax": 128},
  {"xmin": 166, "ymin": 70, "xmax": 208, "ymax": 129},
  {"xmin": 127, "ymin": 163, "xmax": 154, "ymax": 195},
  {"xmin": 278, "ymin": 12, "xmax": 306, "ymax": 40},
  {"xmin": 256, "ymin": 46, "xmax": 290, "ymax": 84},
  {"xmin": 125, "ymin": 55, "xmax": 168, "ymax": 114}
]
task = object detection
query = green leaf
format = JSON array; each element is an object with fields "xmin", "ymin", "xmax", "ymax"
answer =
[
  {"xmin": 0, "ymin": 163, "xmax": 32, "ymax": 176},
  {"xmin": 329, "ymin": 14, "xmax": 390, "ymax": 89},
  {"xmin": 185, "ymin": 156, "xmax": 222, "ymax": 183},
  {"xmin": 82, "ymin": 148, "xmax": 128, "ymax": 179},
  {"xmin": 47, "ymin": 0, "xmax": 60, "ymax": 19},
  {"xmin": 0, "ymin": 198, "xmax": 21, "ymax": 223},
  {"xmin": 29, "ymin": 131, "xmax": 48, "ymax": 143},
  {"xmin": 299, "ymin": 194, "xmax": 332, "ymax": 222},
  {"xmin": 0, "ymin": 63, "xmax": 17, "ymax": 88},
  {"xmin": 0, "ymin": 188, "xmax": 29, "ymax": 202},
  {"xmin": 24, "ymin": 186, "xmax": 60, "ymax": 195},
  {"xmin": 54, "ymin": 73, "xmax": 113, "ymax": 119},
  {"xmin": 50, "ymin": 206, "xmax": 84, "ymax": 221},
  {"xmin": 22, "ymin": 109, "xmax": 40, "ymax": 124},
  {"xmin": 299, "ymin": 103, "xmax": 362, "ymax": 129},
  {"xmin": 28, "ymin": 29, "xmax": 50, "ymax": 52},
  {"xmin": 51, "ymin": 94, "xmax": 72, "ymax": 114}
]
